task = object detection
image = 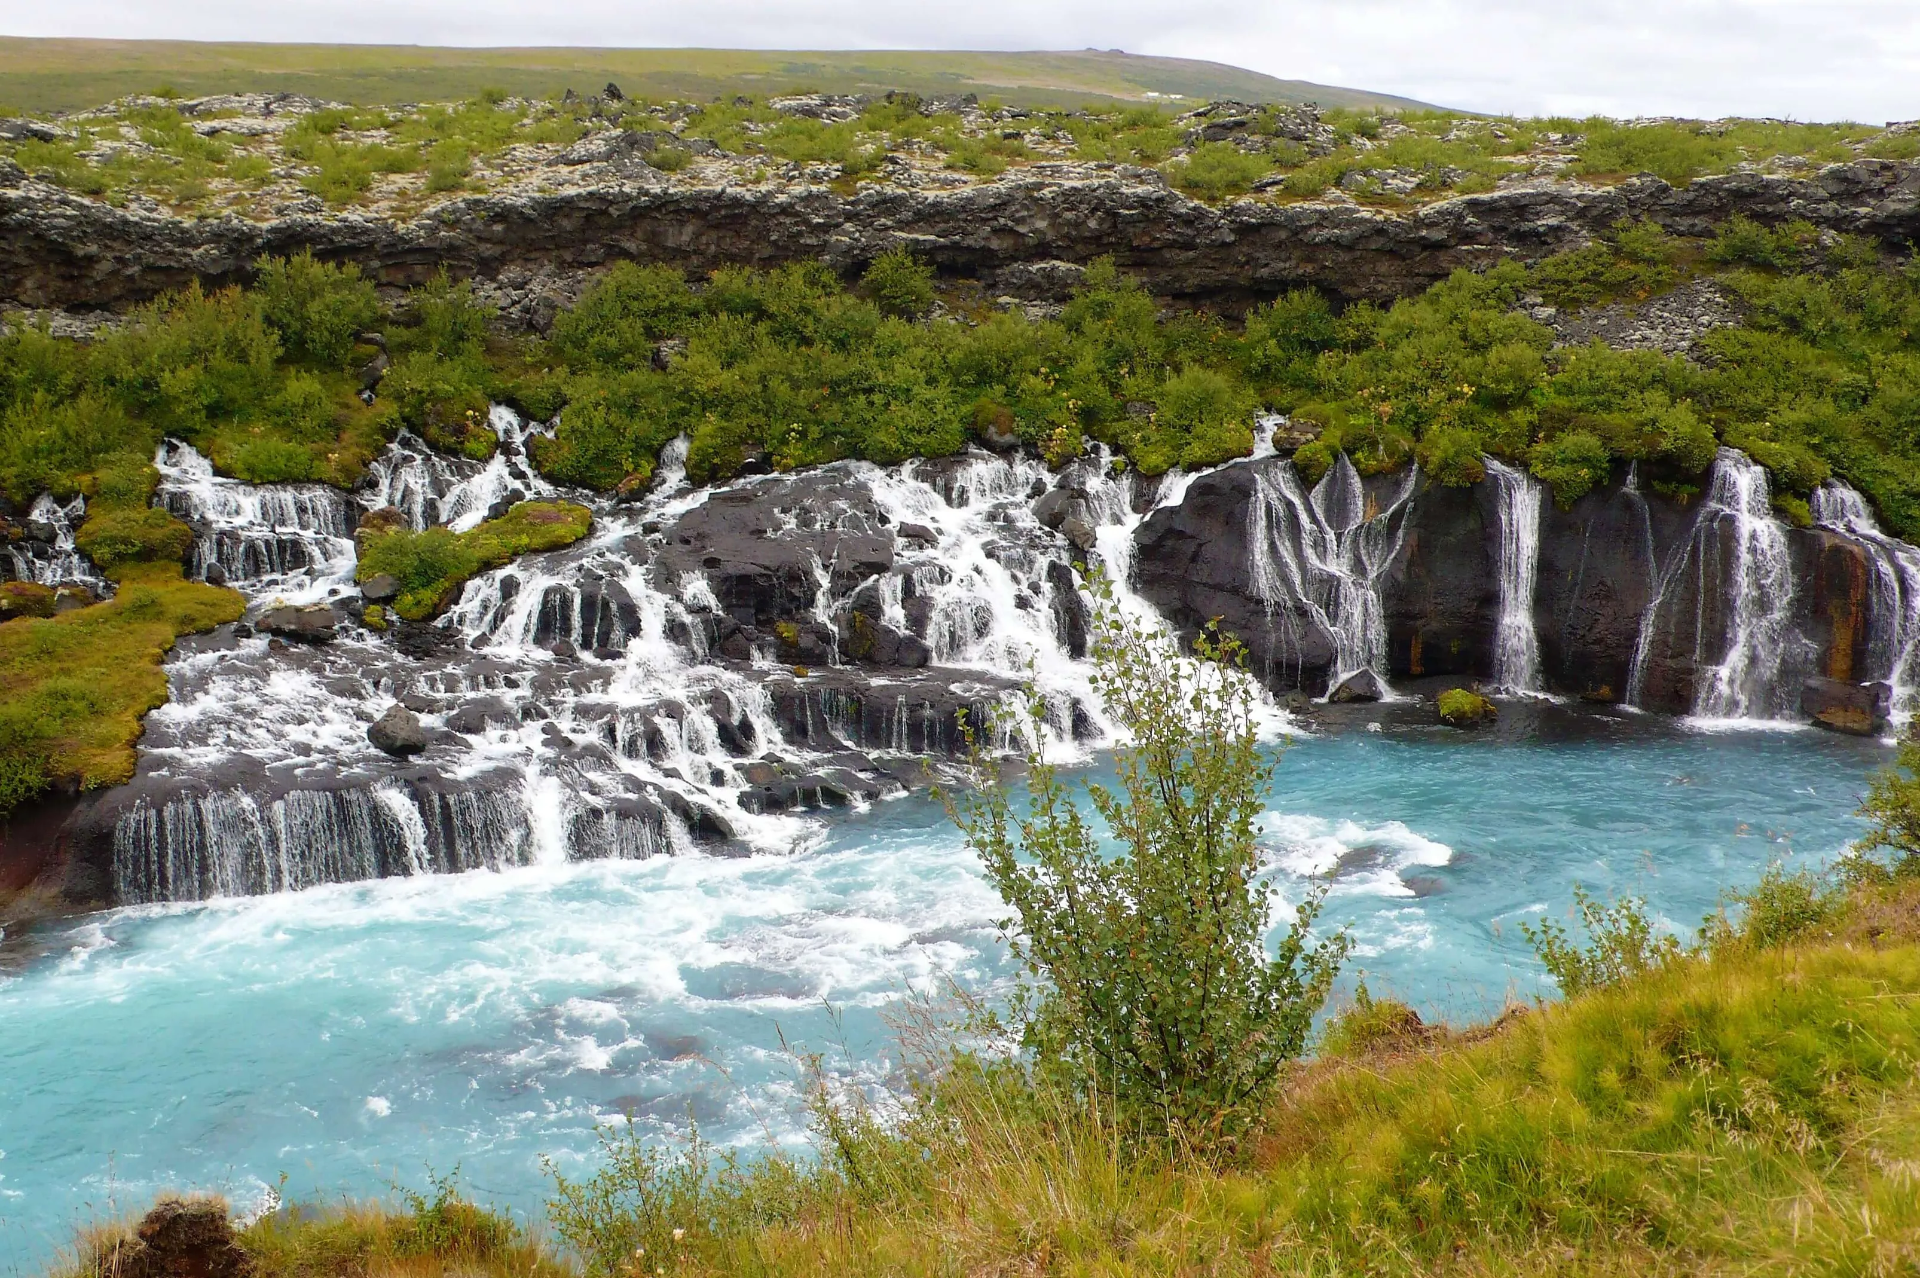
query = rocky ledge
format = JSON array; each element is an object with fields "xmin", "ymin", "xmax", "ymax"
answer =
[{"xmin": 6, "ymin": 153, "xmax": 1920, "ymax": 324}]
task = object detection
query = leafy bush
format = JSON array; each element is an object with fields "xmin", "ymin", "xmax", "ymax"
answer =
[
  {"xmin": 952, "ymin": 579, "xmax": 1348, "ymax": 1134},
  {"xmin": 1527, "ymin": 429, "xmax": 1611, "ymax": 506},
  {"xmin": 1855, "ymin": 739, "xmax": 1920, "ymax": 878},
  {"xmin": 551, "ymin": 262, "xmax": 694, "ymax": 368},
  {"xmin": 253, "ymin": 251, "xmax": 381, "ymax": 367},
  {"xmin": 1166, "ymin": 142, "xmax": 1272, "ymax": 201},
  {"xmin": 860, "ymin": 246, "xmax": 936, "ymax": 318},
  {"xmin": 1518, "ymin": 885, "xmax": 1684, "ymax": 996}
]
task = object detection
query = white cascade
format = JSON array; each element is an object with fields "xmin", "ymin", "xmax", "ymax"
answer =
[
  {"xmin": 1628, "ymin": 448, "xmax": 1803, "ymax": 720},
  {"xmin": 1244, "ymin": 454, "xmax": 1417, "ymax": 697},
  {"xmin": 5, "ymin": 492, "xmax": 109, "ymax": 591},
  {"xmin": 1812, "ymin": 480, "xmax": 1920, "ymax": 721},
  {"xmin": 152, "ymin": 439, "xmax": 359, "ymax": 602},
  {"xmin": 1485, "ymin": 457, "xmax": 1545, "ymax": 694}
]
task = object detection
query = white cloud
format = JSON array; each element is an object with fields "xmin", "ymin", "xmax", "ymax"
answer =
[{"xmin": 6, "ymin": 0, "xmax": 1918, "ymax": 121}]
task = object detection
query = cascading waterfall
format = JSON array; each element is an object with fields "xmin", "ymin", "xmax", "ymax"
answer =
[
  {"xmin": 1812, "ymin": 480, "xmax": 1920, "ymax": 720},
  {"xmin": 5, "ymin": 492, "xmax": 110, "ymax": 591},
  {"xmin": 1244, "ymin": 454, "xmax": 1417, "ymax": 696},
  {"xmin": 1627, "ymin": 448, "xmax": 1804, "ymax": 720},
  {"xmin": 1485, "ymin": 457, "xmax": 1545, "ymax": 694},
  {"xmin": 154, "ymin": 440, "xmax": 359, "ymax": 598},
  {"xmin": 108, "ymin": 409, "xmax": 1165, "ymax": 903}
]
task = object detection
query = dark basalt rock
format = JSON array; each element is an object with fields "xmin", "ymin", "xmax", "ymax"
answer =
[
  {"xmin": 256, "ymin": 604, "xmax": 339, "ymax": 644},
  {"xmin": 1802, "ymin": 676, "xmax": 1891, "ymax": 736},
  {"xmin": 652, "ymin": 467, "xmax": 894, "ymax": 631},
  {"xmin": 1329, "ymin": 669, "xmax": 1386, "ymax": 703},
  {"xmin": 368, "ymin": 705, "xmax": 428, "ymax": 756},
  {"xmin": 12, "ymin": 157, "xmax": 1920, "ymax": 320}
]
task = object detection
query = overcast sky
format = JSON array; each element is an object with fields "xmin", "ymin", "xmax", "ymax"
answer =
[{"xmin": 8, "ymin": 0, "xmax": 1920, "ymax": 122}]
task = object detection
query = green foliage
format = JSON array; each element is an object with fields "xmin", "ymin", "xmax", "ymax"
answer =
[
  {"xmin": 860, "ymin": 246, "xmax": 936, "ymax": 319},
  {"xmin": 1855, "ymin": 739, "xmax": 1920, "ymax": 878},
  {"xmin": 1518, "ymin": 884, "xmax": 1684, "ymax": 997},
  {"xmin": 1708, "ymin": 214, "xmax": 1821, "ymax": 269},
  {"xmin": 1166, "ymin": 141, "xmax": 1272, "ymax": 201},
  {"xmin": 357, "ymin": 501, "xmax": 591, "ymax": 619},
  {"xmin": 1574, "ymin": 117, "xmax": 1874, "ymax": 184},
  {"xmin": 1527, "ymin": 429, "xmax": 1612, "ymax": 506},
  {"xmin": 0, "ymin": 566, "xmax": 242, "ymax": 815},
  {"xmin": 253, "ymin": 251, "xmax": 381, "ymax": 367},
  {"xmin": 1318, "ymin": 982, "xmax": 1429, "ymax": 1057},
  {"xmin": 1531, "ymin": 219, "xmax": 1684, "ymax": 309},
  {"xmin": 951, "ymin": 578, "xmax": 1348, "ymax": 1134},
  {"xmin": 1701, "ymin": 862, "xmax": 1840, "ymax": 953},
  {"xmin": 73, "ymin": 507, "xmax": 194, "ymax": 569},
  {"xmin": 552, "ymin": 262, "xmax": 695, "ymax": 369},
  {"xmin": 1436, "ymin": 687, "xmax": 1496, "ymax": 725}
]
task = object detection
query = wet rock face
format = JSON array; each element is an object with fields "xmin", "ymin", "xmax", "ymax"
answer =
[
  {"xmin": 1136, "ymin": 455, "xmax": 1903, "ymax": 716},
  {"xmin": 9, "ymin": 159, "xmax": 1920, "ymax": 318},
  {"xmin": 1802, "ymin": 676, "xmax": 1891, "ymax": 735}
]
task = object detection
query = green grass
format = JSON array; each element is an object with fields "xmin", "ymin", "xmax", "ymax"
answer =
[
  {"xmin": 0, "ymin": 563, "xmax": 241, "ymax": 811},
  {"xmin": 356, "ymin": 501, "xmax": 593, "ymax": 619},
  {"xmin": 0, "ymin": 41, "xmax": 1437, "ymax": 115}
]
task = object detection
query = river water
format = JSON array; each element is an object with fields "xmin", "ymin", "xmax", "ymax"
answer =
[{"xmin": 0, "ymin": 708, "xmax": 1884, "ymax": 1271}]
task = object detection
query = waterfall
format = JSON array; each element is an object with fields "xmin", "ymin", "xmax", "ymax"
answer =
[
  {"xmin": 153, "ymin": 440, "xmax": 359, "ymax": 599},
  {"xmin": 5, "ymin": 493, "xmax": 109, "ymax": 591},
  {"xmin": 1628, "ymin": 448, "xmax": 1804, "ymax": 720},
  {"xmin": 110, "ymin": 415, "xmax": 1181, "ymax": 904},
  {"xmin": 1812, "ymin": 480, "xmax": 1920, "ymax": 720},
  {"xmin": 1244, "ymin": 454, "xmax": 1417, "ymax": 696},
  {"xmin": 1485, "ymin": 457, "xmax": 1545, "ymax": 694}
]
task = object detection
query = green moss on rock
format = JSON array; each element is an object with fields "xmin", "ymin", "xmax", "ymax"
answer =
[
  {"xmin": 356, "ymin": 501, "xmax": 592, "ymax": 620},
  {"xmin": 1438, "ymin": 687, "xmax": 1498, "ymax": 727}
]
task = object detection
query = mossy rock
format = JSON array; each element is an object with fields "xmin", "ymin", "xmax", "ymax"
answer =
[
  {"xmin": 356, "ymin": 501, "xmax": 592, "ymax": 621},
  {"xmin": 74, "ymin": 508, "xmax": 195, "ymax": 573},
  {"xmin": 1438, "ymin": 687, "xmax": 1498, "ymax": 727},
  {"xmin": 0, "ymin": 581, "xmax": 58, "ymax": 620}
]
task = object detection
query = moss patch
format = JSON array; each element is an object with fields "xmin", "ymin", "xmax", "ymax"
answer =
[
  {"xmin": 356, "ymin": 501, "xmax": 592, "ymax": 620},
  {"xmin": 1437, "ymin": 686, "xmax": 1497, "ymax": 725},
  {"xmin": 0, "ymin": 564, "xmax": 242, "ymax": 814}
]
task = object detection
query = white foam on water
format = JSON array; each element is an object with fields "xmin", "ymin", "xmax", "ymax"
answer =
[{"xmin": 1260, "ymin": 811, "xmax": 1454, "ymax": 899}]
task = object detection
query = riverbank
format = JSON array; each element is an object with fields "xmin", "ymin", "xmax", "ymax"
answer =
[{"xmin": 50, "ymin": 864, "xmax": 1920, "ymax": 1277}]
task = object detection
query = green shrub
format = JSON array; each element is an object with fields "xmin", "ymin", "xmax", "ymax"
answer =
[
  {"xmin": 1527, "ymin": 429, "xmax": 1611, "ymax": 506},
  {"xmin": 861, "ymin": 246, "xmax": 936, "ymax": 319},
  {"xmin": 1708, "ymin": 214, "xmax": 1820, "ymax": 269},
  {"xmin": 551, "ymin": 262, "xmax": 694, "ymax": 369},
  {"xmin": 254, "ymin": 250, "xmax": 381, "ymax": 367},
  {"xmin": 1855, "ymin": 740, "xmax": 1920, "ymax": 879},
  {"xmin": 1166, "ymin": 142, "xmax": 1272, "ymax": 201},
  {"xmin": 1518, "ymin": 884, "xmax": 1684, "ymax": 996},
  {"xmin": 951, "ymin": 578, "xmax": 1348, "ymax": 1134}
]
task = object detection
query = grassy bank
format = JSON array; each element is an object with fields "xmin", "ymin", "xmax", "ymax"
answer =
[{"xmin": 61, "ymin": 869, "xmax": 1920, "ymax": 1277}]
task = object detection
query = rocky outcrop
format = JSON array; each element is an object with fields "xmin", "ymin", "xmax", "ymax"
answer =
[
  {"xmin": 1135, "ymin": 453, "xmax": 1895, "ymax": 717},
  {"xmin": 93, "ymin": 1196, "xmax": 252, "ymax": 1278},
  {"xmin": 7, "ymin": 159, "xmax": 1920, "ymax": 319}
]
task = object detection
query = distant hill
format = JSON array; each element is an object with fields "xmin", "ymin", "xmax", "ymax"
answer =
[{"xmin": 0, "ymin": 40, "xmax": 1443, "ymax": 115}]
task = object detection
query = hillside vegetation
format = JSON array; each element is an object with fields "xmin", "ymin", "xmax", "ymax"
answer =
[
  {"xmin": 0, "ymin": 42, "xmax": 1436, "ymax": 116},
  {"xmin": 2, "ymin": 87, "xmax": 1906, "ymax": 219}
]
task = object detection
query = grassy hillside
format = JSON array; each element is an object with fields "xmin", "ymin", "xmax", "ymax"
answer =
[{"xmin": 0, "ymin": 40, "xmax": 1439, "ymax": 115}]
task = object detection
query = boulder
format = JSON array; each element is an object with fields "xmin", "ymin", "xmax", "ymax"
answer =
[
  {"xmin": 1059, "ymin": 516, "xmax": 1098, "ymax": 554},
  {"xmin": 359, "ymin": 572, "xmax": 400, "ymax": 603},
  {"xmin": 368, "ymin": 705, "xmax": 428, "ymax": 756},
  {"xmin": 1802, "ymin": 677, "xmax": 1891, "ymax": 736},
  {"xmin": 1032, "ymin": 487, "xmax": 1091, "ymax": 531},
  {"xmin": 1437, "ymin": 687, "xmax": 1498, "ymax": 727},
  {"xmin": 1328, "ymin": 669, "xmax": 1386, "ymax": 703},
  {"xmin": 257, "ymin": 604, "xmax": 339, "ymax": 644}
]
